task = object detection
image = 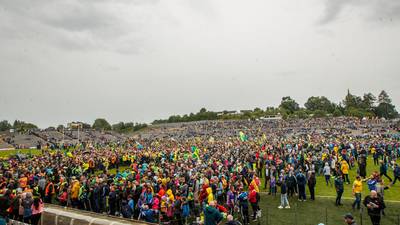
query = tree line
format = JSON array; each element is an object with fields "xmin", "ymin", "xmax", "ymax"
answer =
[
  {"xmin": 1, "ymin": 90, "xmax": 398, "ymax": 131},
  {"xmin": 152, "ymin": 90, "xmax": 398, "ymax": 123},
  {"xmin": 0, "ymin": 119, "xmax": 147, "ymax": 134},
  {"xmin": 0, "ymin": 120, "xmax": 38, "ymax": 133}
]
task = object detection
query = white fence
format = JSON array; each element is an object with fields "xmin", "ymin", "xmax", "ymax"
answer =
[{"xmin": 8, "ymin": 219, "xmax": 30, "ymax": 225}]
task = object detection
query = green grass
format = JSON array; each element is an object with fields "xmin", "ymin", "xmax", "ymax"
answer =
[
  {"xmin": 255, "ymin": 157, "xmax": 400, "ymax": 225},
  {"xmin": 255, "ymin": 196, "xmax": 400, "ymax": 225},
  {"xmin": 95, "ymin": 165, "xmax": 131, "ymax": 175},
  {"xmin": 260, "ymin": 157, "xmax": 400, "ymax": 201},
  {"xmin": 314, "ymin": 157, "xmax": 400, "ymax": 201},
  {"xmin": 0, "ymin": 148, "xmax": 43, "ymax": 157}
]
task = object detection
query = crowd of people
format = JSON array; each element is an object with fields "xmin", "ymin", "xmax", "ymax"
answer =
[{"xmin": 0, "ymin": 117, "xmax": 398, "ymax": 225}]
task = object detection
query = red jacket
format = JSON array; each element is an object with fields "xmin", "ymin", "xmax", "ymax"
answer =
[
  {"xmin": 216, "ymin": 204, "xmax": 228, "ymax": 213},
  {"xmin": 249, "ymin": 189, "xmax": 257, "ymax": 203}
]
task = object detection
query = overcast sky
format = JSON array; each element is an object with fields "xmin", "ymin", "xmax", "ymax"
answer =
[{"xmin": 1, "ymin": 0, "xmax": 399, "ymax": 128}]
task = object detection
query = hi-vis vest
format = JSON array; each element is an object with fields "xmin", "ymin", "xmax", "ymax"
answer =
[{"xmin": 45, "ymin": 182, "xmax": 55, "ymax": 196}]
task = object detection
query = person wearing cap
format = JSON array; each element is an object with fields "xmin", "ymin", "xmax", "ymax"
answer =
[
  {"xmin": 343, "ymin": 213, "xmax": 357, "ymax": 225},
  {"xmin": 363, "ymin": 190, "xmax": 385, "ymax": 225}
]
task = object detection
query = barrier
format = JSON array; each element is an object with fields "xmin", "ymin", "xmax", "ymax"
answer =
[
  {"xmin": 8, "ymin": 219, "xmax": 29, "ymax": 225},
  {"xmin": 42, "ymin": 205, "xmax": 154, "ymax": 225}
]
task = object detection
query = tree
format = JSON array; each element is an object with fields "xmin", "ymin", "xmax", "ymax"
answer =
[
  {"xmin": 293, "ymin": 109, "xmax": 309, "ymax": 119},
  {"xmin": 92, "ymin": 118, "xmax": 112, "ymax": 131},
  {"xmin": 112, "ymin": 122, "xmax": 147, "ymax": 133},
  {"xmin": 375, "ymin": 90, "xmax": 398, "ymax": 119},
  {"xmin": 12, "ymin": 120, "xmax": 38, "ymax": 133},
  {"xmin": 0, "ymin": 120, "xmax": 12, "ymax": 131},
  {"xmin": 312, "ymin": 110, "xmax": 328, "ymax": 118},
  {"xmin": 343, "ymin": 90, "xmax": 363, "ymax": 109},
  {"xmin": 378, "ymin": 90, "xmax": 391, "ymax": 104},
  {"xmin": 112, "ymin": 122, "xmax": 125, "ymax": 132},
  {"xmin": 332, "ymin": 108, "xmax": 342, "ymax": 117},
  {"xmin": 361, "ymin": 93, "xmax": 376, "ymax": 111},
  {"xmin": 304, "ymin": 96, "xmax": 335, "ymax": 113},
  {"xmin": 56, "ymin": 125, "xmax": 65, "ymax": 132},
  {"xmin": 279, "ymin": 96, "xmax": 299, "ymax": 114}
]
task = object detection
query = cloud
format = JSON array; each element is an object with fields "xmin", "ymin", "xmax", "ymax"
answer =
[
  {"xmin": 319, "ymin": 0, "xmax": 349, "ymax": 25},
  {"xmin": 0, "ymin": 0, "xmax": 161, "ymax": 53},
  {"xmin": 319, "ymin": 0, "xmax": 400, "ymax": 25}
]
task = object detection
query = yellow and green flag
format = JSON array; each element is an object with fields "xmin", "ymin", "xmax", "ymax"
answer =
[{"xmin": 239, "ymin": 131, "xmax": 248, "ymax": 142}]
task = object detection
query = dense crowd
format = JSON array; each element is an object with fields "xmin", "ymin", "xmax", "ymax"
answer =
[{"xmin": 0, "ymin": 117, "xmax": 399, "ymax": 225}]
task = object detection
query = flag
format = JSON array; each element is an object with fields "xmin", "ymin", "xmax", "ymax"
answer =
[
  {"xmin": 66, "ymin": 151, "xmax": 73, "ymax": 158},
  {"xmin": 191, "ymin": 146, "xmax": 200, "ymax": 159},
  {"xmin": 239, "ymin": 131, "xmax": 247, "ymax": 142}
]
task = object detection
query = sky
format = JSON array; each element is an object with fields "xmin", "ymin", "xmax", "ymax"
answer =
[{"xmin": 0, "ymin": 0, "xmax": 399, "ymax": 128}]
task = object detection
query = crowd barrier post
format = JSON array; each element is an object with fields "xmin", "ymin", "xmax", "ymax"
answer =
[{"xmin": 325, "ymin": 207, "xmax": 328, "ymax": 225}]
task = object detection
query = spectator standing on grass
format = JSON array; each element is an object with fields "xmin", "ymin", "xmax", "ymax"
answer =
[
  {"xmin": 270, "ymin": 175, "xmax": 276, "ymax": 196},
  {"xmin": 278, "ymin": 178, "xmax": 290, "ymax": 209},
  {"xmin": 264, "ymin": 165, "xmax": 270, "ymax": 190},
  {"xmin": 391, "ymin": 163, "xmax": 400, "ymax": 186},
  {"xmin": 237, "ymin": 188, "xmax": 249, "ymax": 225},
  {"xmin": 341, "ymin": 160, "xmax": 350, "ymax": 184},
  {"xmin": 363, "ymin": 190, "xmax": 385, "ymax": 225},
  {"xmin": 323, "ymin": 162, "xmax": 332, "ymax": 186},
  {"xmin": 307, "ymin": 171, "xmax": 316, "ymax": 200},
  {"xmin": 287, "ymin": 171, "xmax": 297, "ymax": 198},
  {"xmin": 379, "ymin": 160, "xmax": 392, "ymax": 182},
  {"xmin": 335, "ymin": 175, "xmax": 344, "ymax": 206},
  {"xmin": 296, "ymin": 169, "xmax": 307, "ymax": 201},
  {"xmin": 248, "ymin": 184, "xmax": 259, "ymax": 222},
  {"xmin": 352, "ymin": 176, "xmax": 362, "ymax": 210}
]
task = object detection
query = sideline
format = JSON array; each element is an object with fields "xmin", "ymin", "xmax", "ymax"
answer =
[{"xmin": 259, "ymin": 192, "xmax": 400, "ymax": 203}]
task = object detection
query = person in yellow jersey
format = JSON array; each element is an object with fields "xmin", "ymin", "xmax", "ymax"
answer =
[
  {"xmin": 341, "ymin": 159, "xmax": 350, "ymax": 184},
  {"xmin": 352, "ymin": 175, "xmax": 363, "ymax": 210}
]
